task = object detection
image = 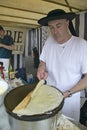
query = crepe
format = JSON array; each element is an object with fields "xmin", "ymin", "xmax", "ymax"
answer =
[
  {"xmin": 57, "ymin": 115, "xmax": 80, "ymax": 130},
  {"xmin": 13, "ymin": 85, "xmax": 64, "ymax": 116}
]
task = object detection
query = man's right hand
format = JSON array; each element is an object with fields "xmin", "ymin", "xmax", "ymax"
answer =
[
  {"xmin": 37, "ymin": 61, "xmax": 48, "ymax": 80},
  {"xmin": 37, "ymin": 69, "xmax": 48, "ymax": 80}
]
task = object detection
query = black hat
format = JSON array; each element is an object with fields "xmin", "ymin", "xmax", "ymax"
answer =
[
  {"xmin": 38, "ymin": 9, "xmax": 76, "ymax": 26},
  {"xmin": 0, "ymin": 25, "xmax": 4, "ymax": 31}
]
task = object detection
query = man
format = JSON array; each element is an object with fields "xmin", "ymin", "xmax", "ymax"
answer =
[
  {"xmin": 0, "ymin": 25, "xmax": 15, "ymax": 70},
  {"xmin": 37, "ymin": 9, "xmax": 87, "ymax": 121},
  {"xmin": 0, "ymin": 25, "xmax": 15, "ymax": 130}
]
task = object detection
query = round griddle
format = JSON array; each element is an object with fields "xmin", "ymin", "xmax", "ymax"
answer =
[{"xmin": 4, "ymin": 83, "xmax": 64, "ymax": 121}]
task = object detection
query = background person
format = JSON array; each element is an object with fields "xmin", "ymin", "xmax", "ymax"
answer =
[
  {"xmin": 37, "ymin": 9, "xmax": 87, "ymax": 122},
  {"xmin": 32, "ymin": 47, "xmax": 39, "ymax": 82},
  {"xmin": 0, "ymin": 25, "xmax": 15, "ymax": 71},
  {"xmin": 0, "ymin": 25, "xmax": 15, "ymax": 129},
  {"xmin": 32, "ymin": 47, "xmax": 40, "ymax": 69}
]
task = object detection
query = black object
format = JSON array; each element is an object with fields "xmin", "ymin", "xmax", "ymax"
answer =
[
  {"xmin": 15, "ymin": 68, "xmax": 27, "ymax": 81},
  {"xmin": 0, "ymin": 61, "xmax": 4, "ymax": 69},
  {"xmin": 4, "ymin": 84, "xmax": 64, "ymax": 121},
  {"xmin": 69, "ymin": 21, "xmax": 77, "ymax": 36},
  {"xmin": 0, "ymin": 25, "xmax": 4, "ymax": 31},
  {"xmin": 0, "ymin": 61, "xmax": 3, "ymax": 66},
  {"xmin": 80, "ymin": 100, "xmax": 87, "ymax": 126},
  {"xmin": 38, "ymin": 9, "xmax": 76, "ymax": 26},
  {"xmin": 32, "ymin": 47, "xmax": 39, "ymax": 69}
]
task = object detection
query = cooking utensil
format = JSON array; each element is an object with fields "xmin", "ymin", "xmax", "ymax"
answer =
[
  {"xmin": 4, "ymin": 84, "xmax": 64, "ymax": 121},
  {"xmin": 13, "ymin": 80, "xmax": 45, "ymax": 111}
]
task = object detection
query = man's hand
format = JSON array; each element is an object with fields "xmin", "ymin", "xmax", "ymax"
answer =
[
  {"xmin": 37, "ymin": 68, "xmax": 48, "ymax": 80},
  {"xmin": 37, "ymin": 61, "xmax": 48, "ymax": 80},
  {"xmin": 9, "ymin": 45, "xmax": 16, "ymax": 50},
  {"xmin": 63, "ymin": 91, "xmax": 72, "ymax": 98},
  {"xmin": 0, "ymin": 43, "xmax": 15, "ymax": 50}
]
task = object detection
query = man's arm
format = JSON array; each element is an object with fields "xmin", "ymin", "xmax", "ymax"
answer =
[
  {"xmin": 37, "ymin": 61, "xmax": 48, "ymax": 80},
  {"xmin": 63, "ymin": 73, "xmax": 87, "ymax": 98},
  {"xmin": 0, "ymin": 43, "xmax": 15, "ymax": 50}
]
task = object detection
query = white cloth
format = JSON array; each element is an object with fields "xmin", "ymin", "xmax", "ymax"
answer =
[
  {"xmin": 62, "ymin": 92, "xmax": 80, "ymax": 121},
  {"xmin": 40, "ymin": 35, "xmax": 87, "ymax": 121},
  {"xmin": 0, "ymin": 58, "xmax": 9, "ymax": 71}
]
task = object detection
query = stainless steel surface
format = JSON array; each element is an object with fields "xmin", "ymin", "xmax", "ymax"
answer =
[
  {"xmin": 0, "ymin": 94, "xmax": 4, "ymax": 106},
  {"xmin": 9, "ymin": 114, "xmax": 87, "ymax": 130},
  {"xmin": 9, "ymin": 113, "xmax": 59, "ymax": 130}
]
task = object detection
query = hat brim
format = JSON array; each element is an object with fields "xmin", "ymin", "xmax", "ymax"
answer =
[{"xmin": 38, "ymin": 13, "xmax": 76, "ymax": 26}]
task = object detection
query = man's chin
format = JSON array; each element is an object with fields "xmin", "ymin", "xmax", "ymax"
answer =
[{"xmin": 53, "ymin": 37, "xmax": 61, "ymax": 43}]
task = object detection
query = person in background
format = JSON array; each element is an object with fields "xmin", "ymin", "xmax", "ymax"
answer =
[
  {"xmin": 32, "ymin": 47, "xmax": 40, "ymax": 82},
  {"xmin": 32, "ymin": 47, "xmax": 40, "ymax": 69},
  {"xmin": 0, "ymin": 25, "xmax": 15, "ymax": 130},
  {"xmin": 0, "ymin": 25, "xmax": 15, "ymax": 71},
  {"xmin": 37, "ymin": 9, "xmax": 87, "ymax": 122}
]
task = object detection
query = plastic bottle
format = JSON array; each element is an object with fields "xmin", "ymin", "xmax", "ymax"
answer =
[
  {"xmin": 27, "ymin": 74, "xmax": 33, "ymax": 83},
  {"xmin": 8, "ymin": 61, "xmax": 14, "ymax": 79}
]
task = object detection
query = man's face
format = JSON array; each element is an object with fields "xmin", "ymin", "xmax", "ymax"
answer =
[
  {"xmin": 0, "ymin": 30, "xmax": 4, "ymax": 38},
  {"xmin": 48, "ymin": 19, "xmax": 69, "ymax": 43}
]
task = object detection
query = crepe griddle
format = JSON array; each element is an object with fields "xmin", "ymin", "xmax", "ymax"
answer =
[{"xmin": 4, "ymin": 83, "xmax": 64, "ymax": 121}]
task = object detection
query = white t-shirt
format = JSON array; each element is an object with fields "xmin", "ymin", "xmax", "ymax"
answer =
[
  {"xmin": 40, "ymin": 36, "xmax": 87, "ymax": 91},
  {"xmin": 40, "ymin": 35, "xmax": 87, "ymax": 121}
]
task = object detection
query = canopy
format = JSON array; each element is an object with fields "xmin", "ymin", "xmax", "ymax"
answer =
[{"xmin": 0, "ymin": 0, "xmax": 87, "ymax": 28}]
